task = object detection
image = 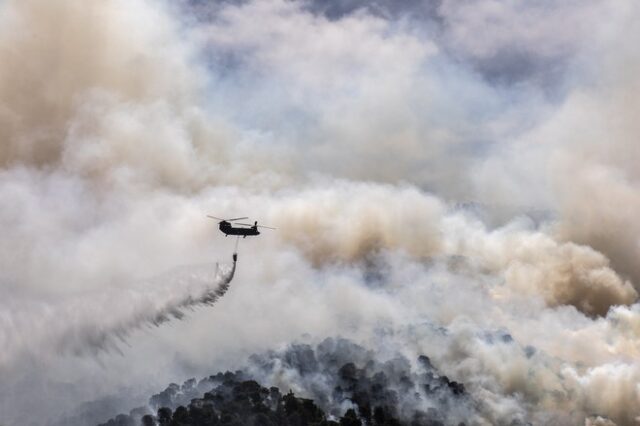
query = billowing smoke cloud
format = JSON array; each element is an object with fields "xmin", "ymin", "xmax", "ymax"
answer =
[
  {"xmin": 2, "ymin": 0, "xmax": 640, "ymax": 425},
  {"xmin": 266, "ymin": 184, "xmax": 636, "ymax": 316},
  {"xmin": 472, "ymin": 0, "xmax": 640, "ymax": 287}
]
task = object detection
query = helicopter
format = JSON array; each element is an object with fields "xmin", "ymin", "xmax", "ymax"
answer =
[{"xmin": 207, "ymin": 216, "xmax": 276, "ymax": 237}]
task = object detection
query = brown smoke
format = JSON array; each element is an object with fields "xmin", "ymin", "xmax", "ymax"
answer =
[
  {"xmin": 0, "ymin": 0, "xmax": 198, "ymax": 166},
  {"xmin": 268, "ymin": 185, "xmax": 637, "ymax": 316}
]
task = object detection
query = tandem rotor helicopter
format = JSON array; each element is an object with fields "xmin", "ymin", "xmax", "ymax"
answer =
[{"xmin": 207, "ymin": 216, "xmax": 276, "ymax": 238}]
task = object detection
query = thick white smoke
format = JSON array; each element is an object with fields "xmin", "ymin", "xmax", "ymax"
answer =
[{"xmin": 1, "ymin": 0, "xmax": 640, "ymax": 425}]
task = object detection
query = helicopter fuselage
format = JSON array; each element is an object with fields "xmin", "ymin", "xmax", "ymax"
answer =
[{"xmin": 219, "ymin": 221, "xmax": 260, "ymax": 237}]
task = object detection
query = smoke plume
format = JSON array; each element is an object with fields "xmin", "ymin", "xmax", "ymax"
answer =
[{"xmin": 2, "ymin": 0, "xmax": 640, "ymax": 425}]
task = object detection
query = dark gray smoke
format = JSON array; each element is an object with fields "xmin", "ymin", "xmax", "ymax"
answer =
[
  {"xmin": 57, "ymin": 259, "xmax": 237, "ymax": 357},
  {"xmin": 3, "ymin": 259, "xmax": 235, "ymax": 362}
]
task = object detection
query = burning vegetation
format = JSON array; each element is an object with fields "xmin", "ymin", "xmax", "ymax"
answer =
[{"xmin": 99, "ymin": 339, "xmax": 472, "ymax": 426}]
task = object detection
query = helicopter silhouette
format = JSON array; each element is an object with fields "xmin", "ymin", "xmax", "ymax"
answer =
[{"xmin": 207, "ymin": 216, "xmax": 276, "ymax": 237}]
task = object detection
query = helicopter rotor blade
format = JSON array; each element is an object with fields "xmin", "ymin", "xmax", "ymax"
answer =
[
  {"xmin": 226, "ymin": 217, "xmax": 249, "ymax": 222},
  {"xmin": 234, "ymin": 222, "xmax": 276, "ymax": 230},
  {"xmin": 207, "ymin": 216, "xmax": 274, "ymax": 229},
  {"xmin": 207, "ymin": 215, "xmax": 249, "ymax": 222}
]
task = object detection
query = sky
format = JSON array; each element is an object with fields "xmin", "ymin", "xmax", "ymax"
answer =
[{"xmin": 0, "ymin": 0, "xmax": 640, "ymax": 425}]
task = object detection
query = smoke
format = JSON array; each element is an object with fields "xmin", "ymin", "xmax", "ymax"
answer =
[
  {"xmin": 102, "ymin": 338, "xmax": 479, "ymax": 425},
  {"xmin": 2, "ymin": 0, "xmax": 640, "ymax": 425},
  {"xmin": 2, "ymin": 260, "xmax": 235, "ymax": 363},
  {"xmin": 267, "ymin": 184, "xmax": 637, "ymax": 316},
  {"xmin": 0, "ymin": 0, "xmax": 199, "ymax": 167}
]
